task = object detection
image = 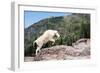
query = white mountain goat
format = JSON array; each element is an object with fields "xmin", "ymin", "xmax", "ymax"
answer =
[{"xmin": 33, "ymin": 30, "xmax": 60, "ymax": 55}]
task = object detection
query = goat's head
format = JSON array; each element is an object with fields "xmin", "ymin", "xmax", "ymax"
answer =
[{"xmin": 54, "ymin": 31, "xmax": 60, "ymax": 39}]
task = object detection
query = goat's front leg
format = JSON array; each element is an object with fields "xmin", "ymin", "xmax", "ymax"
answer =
[{"xmin": 50, "ymin": 39, "xmax": 55, "ymax": 45}]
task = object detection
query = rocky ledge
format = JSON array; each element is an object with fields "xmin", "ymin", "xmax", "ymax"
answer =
[{"xmin": 24, "ymin": 38, "xmax": 90, "ymax": 62}]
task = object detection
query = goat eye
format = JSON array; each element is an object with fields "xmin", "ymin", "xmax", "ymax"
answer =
[{"xmin": 53, "ymin": 34, "xmax": 57, "ymax": 38}]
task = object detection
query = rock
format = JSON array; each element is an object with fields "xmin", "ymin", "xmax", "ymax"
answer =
[
  {"xmin": 72, "ymin": 38, "xmax": 90, "ymax": 50},
  {"xmin": 24, "ymin": 57, "xmax": 34, "ymax": 62},
  {"xmin": 25, "ymin": 39, "xmax": 90, "ymax": 62}
]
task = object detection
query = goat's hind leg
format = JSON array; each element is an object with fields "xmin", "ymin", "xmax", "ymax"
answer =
[{"xmin": 36, "ymin": 47, "xmax": 41, "ymax": 55}]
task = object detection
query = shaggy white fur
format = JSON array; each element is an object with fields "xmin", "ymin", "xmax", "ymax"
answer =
[{"xmin": 33, "ymin": 30, "xmax": 60, "ymax": 55}]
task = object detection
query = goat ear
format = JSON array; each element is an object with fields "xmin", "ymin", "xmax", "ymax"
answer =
[{"xmin": 55, "ymin": 31, "xmax": 58, "ymax": 34}]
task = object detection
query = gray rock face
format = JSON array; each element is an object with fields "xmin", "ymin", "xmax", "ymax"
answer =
[{"xmin": 24, "ymin": 39, "xmax": 90, "ymax": 62}]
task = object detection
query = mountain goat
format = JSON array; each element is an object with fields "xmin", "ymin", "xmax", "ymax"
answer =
[{"xmin": 33, "ymin": 30, "xmax": 60, "ymax": 55}]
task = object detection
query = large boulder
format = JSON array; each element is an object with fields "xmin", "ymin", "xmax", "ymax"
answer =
[{"xmin": 24, "ymin": 39, "xmax": 90, "ymax": 62}]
